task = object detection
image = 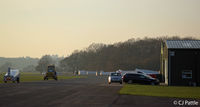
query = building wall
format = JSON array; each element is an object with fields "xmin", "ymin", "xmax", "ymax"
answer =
[
  {"xmin": 197, "ymin": 53, "xmax": 200, "ymax": 86},
  {"xmin": 169, "ymin": 49, "xmax": 200, "ymax": 86},
  {"xmin": 161, "ymin": 41, "xmax": 200, "ymax": 86},
  {"xmin": 160, "ymin": 42, "xmax": 169, "ymax": 84}
]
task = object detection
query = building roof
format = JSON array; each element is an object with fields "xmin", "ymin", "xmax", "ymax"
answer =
[{"xmin": 166, "ymin": 40, "xmax": 200, "ymax": 49}]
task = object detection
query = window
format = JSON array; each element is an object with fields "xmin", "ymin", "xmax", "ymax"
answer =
[
  {"xmin": 182, "ymin": 70, "xmax": 192, "ymax": 79},
  {"xmin": 169, "ymin": 51, "xmax": 175, "ymax": 56},
  {"xmin": 139, "ymin": 75, "xmax": 146, "ymax": 79},
  {"xmin": 111, "ymin": 73, "xmax": 121, "ymax": 76}
]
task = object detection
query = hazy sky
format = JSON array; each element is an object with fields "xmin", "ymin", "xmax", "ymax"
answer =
[{"xmin": 0, "ymin": 0, "xmax": 200, "ymax": 58}]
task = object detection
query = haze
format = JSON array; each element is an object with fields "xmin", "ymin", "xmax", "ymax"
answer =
[{"xmin": 0, "ymin": 0, "xmax": 200, "ymax": 58}]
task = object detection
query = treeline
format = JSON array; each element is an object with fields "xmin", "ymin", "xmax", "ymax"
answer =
[
  {"xmin": 0, "ymin": 57, "xmax": 39, "ymax": 72},
  {"xmin": 35, "ymin": 55, "xmax": 64, "ymax": 73},
  {"xmin": 0, "ymin": 55, "xmax": 63, "ymax": 72},
  {"xmin": 1, "ymin": 36, "xmax": 197, "ymax": 73},
  {"xmin": 60, "ymin": 36, "xmax": 197, "ymax": 72}
]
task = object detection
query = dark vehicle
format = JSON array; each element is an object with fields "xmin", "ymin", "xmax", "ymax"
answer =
[
  {"xmin": 122, "ymin": 73, "xmax": 159, "ymax": 85},
  {"xmin": 44, "ymin": 65, "xmax": 58, "ymax": 80}
]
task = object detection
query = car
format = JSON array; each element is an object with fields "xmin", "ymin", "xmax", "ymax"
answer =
[
  {"xmin": 122, "ymin": 73, "xmax": 159, "ymax": 85},
  {"xmin": 134, "ymin": 68, "xmax": 160, "ymax": 79},
  {"xmin": 108, "ymin": 72, "xmax": 122, "ymax": 84},
  {"xmin": 44, "ymin": 65, "xmax": 58, "ymax": 80},
  {"xmin": 4, "ymin": 68, "xmax": 20, "ymax": 83}
]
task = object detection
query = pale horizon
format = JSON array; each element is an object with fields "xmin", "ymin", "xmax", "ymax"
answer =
[{"xmin": 1, "ymin": 0, "xmax": 200, "ymax": 58}]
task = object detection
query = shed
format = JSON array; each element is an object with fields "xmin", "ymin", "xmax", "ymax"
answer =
[{"xmin": 160, "ymin": 40, "xmax": 200, "ymax": 86}]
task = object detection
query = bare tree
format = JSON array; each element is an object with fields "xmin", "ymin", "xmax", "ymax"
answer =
[
  {"xmin": 60, "ymin": 36, "xmax": 198, "ymax": 72},
  {"xmin": 0, "ymin": 62, "xmax": 12, "ymax": 72},
  {"xmin": 36, "ymin": 55, "xmax": 55, "ymax": 73}
]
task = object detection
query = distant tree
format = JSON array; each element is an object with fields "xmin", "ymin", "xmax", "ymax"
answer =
[
  {"xmin": 0, "ymin": 57, "xmax": 39, "ymax": 71},
  {"xmin": 0, "ymin": 62, "xmax": 12, "ymax": 72},
  {"xmin": 23, "ymin": 65, "xmax": 36, "ymax": 72},
  {"xmin": 35, "ymin": 55, "xmax": 55, "ymax": 73},
  {"xmin": 60, "ymin": 36, "xmax": 199, "ymax": 72},
  {"xmin": 85, "ymin": 43, "xmax": 105, "ymax": 52},
  {"xmin": 59, "ymin": 58, "xmax": 71, "ymax": 72}
]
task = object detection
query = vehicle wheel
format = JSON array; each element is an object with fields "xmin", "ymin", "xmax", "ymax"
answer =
[
  {"xmin": 128, "ymin": 80, "xmax": 132, "ymax": 84},
  {"xmin": 4, "ymin": 81, "xmax": 7, "ymax": 83},
  {"xmin": 44, "ymin": 76, "xmax": 46, "ymax": 80},
  {"xmin": 17, "ymin": 78, "xmax": 20, "ymax": 83},
  {"xmin": 151, "ymin": 82, "xmax": 155, "ymax": 85}
]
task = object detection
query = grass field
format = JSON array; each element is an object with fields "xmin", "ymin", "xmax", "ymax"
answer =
[
  {"xmin": 119, "ymin": 84, "xmax": 200, "ymax": 99},
  {"xmin": 0, "ymin": 72, "xmax": 86, "ymax": 83}
]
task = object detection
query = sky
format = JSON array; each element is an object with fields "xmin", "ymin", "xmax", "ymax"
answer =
[{"xmin": 0, "ymin": 0, "xmax": 200, "ymax": 58}]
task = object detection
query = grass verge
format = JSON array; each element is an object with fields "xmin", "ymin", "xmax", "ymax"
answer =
[
  {"xmin": 0, "ymin": 72, "xmax": 86, "ymax": 83},
  {"xmin": 119, "ymin": 84, "xmax": 200, "ymax": 99}
]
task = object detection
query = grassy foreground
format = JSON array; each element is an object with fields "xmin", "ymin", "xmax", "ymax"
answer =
[
  {"xmin": 0, "ymin": 72, "xmax": 86, "ymax": 83},
  {"xmin": 119, "ymin": 84, "xmax": 200, "ymax": 99}
]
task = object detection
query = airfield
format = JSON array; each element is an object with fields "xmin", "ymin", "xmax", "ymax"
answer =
[{"xmin": 0, "ymin": 75, "xmax": 175, "ymax": 107}]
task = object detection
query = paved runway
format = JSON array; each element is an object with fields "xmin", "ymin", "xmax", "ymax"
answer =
[{"xmin": 0, "ymin": 76, "xmax": 181, "ymax": 107}]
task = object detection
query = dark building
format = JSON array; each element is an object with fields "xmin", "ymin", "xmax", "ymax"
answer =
[{"xmin": 161, "ymin": 40, "xmax": 200, "ymax": 86}]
